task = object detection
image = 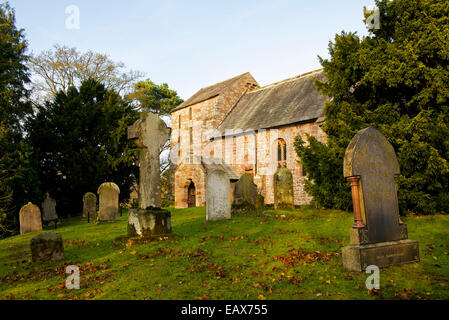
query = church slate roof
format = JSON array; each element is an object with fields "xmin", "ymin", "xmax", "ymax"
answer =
[
  {"xmin": 173, "ymin": 72, "xmax": 258, "ymax": 112},
  {"xmin": 216, "ymin": 70, "xmax": 328, "ymax": 137}
]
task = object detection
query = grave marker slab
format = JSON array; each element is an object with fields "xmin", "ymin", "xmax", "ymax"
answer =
[
  {"xmin": 342, "ymin": 127, "xmax": 419, "ymax": 271},
  {"xmin": 206, "ymin": 169, "xmax": 231, "ymax": 221},
  {"xmin": 19, "ymin": 203, "xmax": 42, "ymax": 235},
  {"xmin": 97, "ymin": 182, "xmax": 120, "ymax": 222},
  {"xmin": 232, "ymin": 174, "xmax": 262, "ymax": 212},
  {"xmin": 30, "ymin": 232, "xmax": 64, "ymax": 262},
  {"xmin": 41, "ymin": 193, "xmax": 58, "ymax": 223},
  {"xmin": 274, "ymin": 167, "xmax": 294, "ymax": 210},
  {"xmin": 82, "ymin": 192, "xmax": 97, "ymax": 221}
]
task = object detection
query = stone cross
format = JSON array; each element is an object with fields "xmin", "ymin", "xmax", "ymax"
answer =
[
  {"xmin": 128, "ymin": 112, "xmax": 171, "ymax": 209},
  {"xmin": 344, "ymin": 127, "xmax": 405, "ymax": 243},
  {"xmin": 206, "ymin": 169, "xmax": 231, "ymax": 221},
  {"xmin": 19, "ymin": 203, "xmax": 42, "ymax": 235},
  {"xmin": 41, "ymin": 192, "xmax": 58, "ymax": 222}
]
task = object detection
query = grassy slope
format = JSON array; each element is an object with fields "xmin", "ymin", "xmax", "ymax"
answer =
[{"xmin": 0, "ymin": 207, "xmax": 448, "ymax": 300}]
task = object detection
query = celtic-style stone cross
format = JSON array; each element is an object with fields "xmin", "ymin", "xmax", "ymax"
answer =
[{"xmin": 128, "ymin": 112, "xmax": 171, "ymax": 209}]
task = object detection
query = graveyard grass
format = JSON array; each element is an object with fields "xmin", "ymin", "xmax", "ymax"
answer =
[{"xmin": 0, "ymin": 207, "xmax": 448, "ymax": 300}]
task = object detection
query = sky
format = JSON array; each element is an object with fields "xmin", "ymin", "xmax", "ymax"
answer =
[{"xmin": 8, "ymin": 0, "xmax": 376, "ymax": 100}]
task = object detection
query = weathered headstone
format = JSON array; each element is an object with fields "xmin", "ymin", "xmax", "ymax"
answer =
[
  {"xmin": 206, "ymin": 169, "xmax": 231, "ymax": 221},
  {"xmin": 41, "ymin": 193, "xmax": 58, "ymax": 224},
  {"xmin": 128, "ymin": 207, "xmax": 172, "ymax": 237},
  {"xmin": 232, "ymin": 174, "xmax": 259, "ymax": 212},
  {"xmin": 19, "ymin": 203, "xmax": 42, "ymax": 235},
  {"xmin": 274, "ymin": 167, "xmax": 294, "ymax": 210},
  {"xmin": 82, "ymin": 192, "xmax": 97, "ymax": 221},
  {"xmin": 126, "ymin": 112, "xmax": 172, "ymax": 239},
  {"xmin": 342, "ymin": 127, "xmax": 419, "ymax": 271},
  {"xmin": 30, "ymin": 232, "xmax": 64, "ymax": 262},
  {"xmin": 128, "ymin": 112, "xmax": 171, "ymax": 209},
  {"xmin": 97, "ymin": 182, "xmax": 120, "ymax": 222}
]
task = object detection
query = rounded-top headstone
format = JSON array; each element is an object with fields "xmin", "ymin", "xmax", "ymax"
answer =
[
  {"xmin": 343, "ymin": 127, "xmax": 402, "ymax": 243},
  {"xmin": 19, "ymin": 202, "xmax": 43, "ymax": 235},
  {"xmin": 274, "ymin": 167, "xmax": 294, "ymax": 210},
  {"xmin": 82, "ymin": 192, "xmax": 97, "ymax": 221},
  {"xmin": 97, "ymin": 182, "xmax": 120, "ymax": 222},
  {"xmin": 206, "ymin": 169, "xmax": 231, "ymax": 221},
  {"xmin": 344, "ymin": 127, "xmax": 400, "ymax": 178},
  {"xmin": 232, "ymin": 174, "xmax": 258, "ymax": 211}
]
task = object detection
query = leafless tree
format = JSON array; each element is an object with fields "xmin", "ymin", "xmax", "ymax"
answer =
[{"xmin": 29, "ymin": 44, "xmax": 144, "ymax": 103}]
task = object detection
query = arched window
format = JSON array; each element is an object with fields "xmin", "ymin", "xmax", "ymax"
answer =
[{"xmin": 277, "ymin": 138, "xmax": 287, "ymax": 167}]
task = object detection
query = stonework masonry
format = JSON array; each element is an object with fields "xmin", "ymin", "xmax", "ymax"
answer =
[{"xmin": 171, "ymin": 70, "xmax": 328, "ymax": 208}]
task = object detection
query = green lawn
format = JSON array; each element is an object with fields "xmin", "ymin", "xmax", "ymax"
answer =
[{"xmin": 0, "ymin": 207, "xmax": 448, "ymax": 300}]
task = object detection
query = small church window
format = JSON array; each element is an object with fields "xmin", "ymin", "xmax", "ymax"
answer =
[{"xmin": 277, "ymin": 139, "xmax": 287, "ymax": 167}]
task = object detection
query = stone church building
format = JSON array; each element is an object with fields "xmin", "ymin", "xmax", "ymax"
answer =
[{"xmin": 171, "ymin": 69, "xmax": 328, "ymax": 209}]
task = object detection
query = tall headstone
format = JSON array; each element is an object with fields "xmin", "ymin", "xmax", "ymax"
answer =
[
  {"xmin": 97, "ymin": 182, "xmax": 120, "ymax": 222},
  {"xmin": 82, "ymin": 192, "xmax": 97, "ymax": 221},
  {"xmin": 206, "ymin": 169, "xmax": 231, "ymax": 221},
  {"xmin": 342, "ymin": 127, "xmax": 419, "ymax": 271},
  {"xmin": 128, "ymin": 112, "xmax": 171, "ymax": 209},
  {"xmin": 232, "ymin": 174, "xmax": 259, "ymax": 212},
  {"xmin": 126, "ymin": 112, "xmax": 172, "ymax": 238},
  {"xmin": 19, "ymin": 203, "xmax": 42, "ymax": 235},
  {"xmin": 41, "ymin": 193, "xmax": 58, "ymax": 223},
  {"xmin": 274, "ymin": 167, "xmax": 294, "ymax": 210}
]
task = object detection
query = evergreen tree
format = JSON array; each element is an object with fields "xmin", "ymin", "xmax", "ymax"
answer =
[
  {"xmin": 27, "ymin": 79, "xmax": 139, "ymax": 216},
  {"xmin": 0, "ymin": 3, "xmax": 39, "ymax": 237},
  {"xmin": 295, "ymin": 0, "xmax": 449, "ymax": 215}
]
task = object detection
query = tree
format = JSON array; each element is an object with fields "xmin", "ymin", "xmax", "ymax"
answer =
[
  {"xmin": 125, "ymin": 79, "xmax": 183, "ymax": 116},
  {"xmin": 0, "ymin": 2, "xmax": 31, "ymax": 131},
  {"xmin": 296, "ymin": 0, "xmax": 449, "ymax": 215},
  {"xmin": 29, "ymin": 44, "xmax": 144, "ymax": 102},
  {"xmin": 0, "ymin": 3, "xmax": 39, "ymax": 238},
  {"xmin": 26, "ymin": 79, "xmax": 140, "ymax": 216}
]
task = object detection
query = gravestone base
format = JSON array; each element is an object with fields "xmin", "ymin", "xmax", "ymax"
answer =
[
  {"xmin": 349, "ymin": 224, "xmax": 409, "ymax": 245},
  {"xmin": 30, "ymin": 232, "xmax": 64, "ymax": 263},
  {"xmin": 342, "ymin": 239, "xmax": 419, "ymax": 272},
  {"xmin": 127, "ymin": 208, "xmax": 172, "ymax": 238},
  {"xmin": 232, "ymin": 201, "xmax": 255, "ymax": 214}
]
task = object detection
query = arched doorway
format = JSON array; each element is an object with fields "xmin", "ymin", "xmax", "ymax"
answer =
[{"xmin": 187, "ymin": 181, "xmax": 196, "ymax": 208}]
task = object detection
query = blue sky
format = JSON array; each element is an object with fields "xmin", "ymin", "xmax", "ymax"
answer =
[{"xmin": 8, "ymin": 0, "xmax": 375, "ymax": 99}]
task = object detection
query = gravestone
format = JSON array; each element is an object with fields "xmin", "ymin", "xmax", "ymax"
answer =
[
  {"xmin": 274, "ymin": 167, "xmax": 294, "ymax": 210},
  {"xmin": 82, "ymin": 192, "xmax": 97, "ymax": 221},
  {"xmin": 126, "ymin": 112, "xmax": 172, "ymax": 238},
  {"xmin": 41, "ymin": 193, "xmax": 58, "ymax": 224},
  {"xmin": 232, "ymin": 174, "xmax": 260, "ymax": 212},
  {"xmin": 342, "ymin": 127, "xmax": 419, "ymax": 271},
  {"xmin": 128, "ymin": 112, "xmax": 171, "ymax": 209},
  {"xmin": 97, "ymin": 182, "xmax": 120, "ymax": 222},
  {"xmin": 19, "ymin": 203, "xmax": 42, "ymax": 235},
  {"xmin": 206, "ymin": 169, "xmax": 231, "ymax": 221},
  {"xmin": 30, "ymin": 232, "xmax": 64, "ymax": 262}
]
